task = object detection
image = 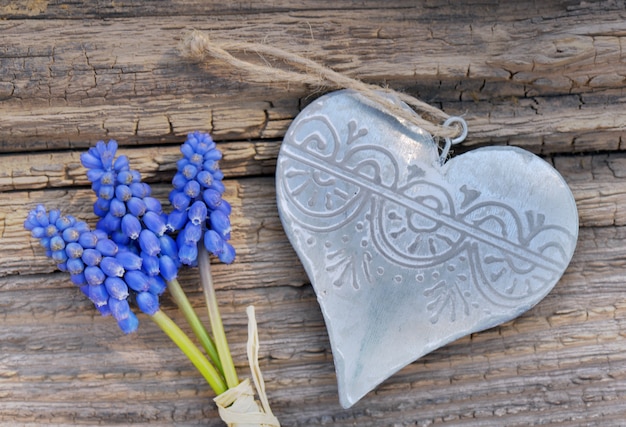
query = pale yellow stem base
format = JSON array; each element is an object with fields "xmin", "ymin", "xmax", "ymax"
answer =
[{"xmin": 214, "ymin": 306, "xmax": 280, "ymax": 427}]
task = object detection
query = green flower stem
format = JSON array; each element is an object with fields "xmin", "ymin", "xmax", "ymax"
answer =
[
  {"xmin": 167, "ymin": 278, "xmax": 223, "ymax": 374},
  {"xmin": 151, "ymin": 310, "xmax": 227, "ymax": 395},
  {"xmin": 198, "ymin": 245, "xmax": 239, "ymax": 389}
]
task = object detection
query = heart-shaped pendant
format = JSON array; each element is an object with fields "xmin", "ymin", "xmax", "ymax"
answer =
[{"xmin": 275, "ymin": 90, "xmax": 578, "ymax": 408}]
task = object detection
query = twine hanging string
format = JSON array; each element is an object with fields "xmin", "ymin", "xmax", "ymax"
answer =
[{"xmin": 179, "ymin": 30, "xmax": 460, "ymax": 139}]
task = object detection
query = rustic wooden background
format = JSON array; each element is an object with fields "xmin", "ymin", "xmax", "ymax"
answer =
[{"xmin": 2, "ymin": 1, "xmax": 626, "ymax": 425}]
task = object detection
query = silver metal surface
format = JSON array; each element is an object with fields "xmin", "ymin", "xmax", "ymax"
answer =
[{"xmin": 275, "ymin": 90, "xmax": 579, "ymax": 408}]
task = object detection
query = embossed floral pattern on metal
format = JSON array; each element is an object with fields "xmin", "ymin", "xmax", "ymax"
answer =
[{"xmin": 275, "ymin": 90, "xmax": 578, "ymax": 408}]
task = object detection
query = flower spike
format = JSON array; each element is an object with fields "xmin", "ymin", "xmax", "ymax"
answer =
[
  {"xmin": 167, "ymin": 131, "xmax": 236, "ymax": 265},
  {"xmin": 81, "ymin": 140, "xmax": 181, "ymax": 285},
  {"xmin": 23, "ymin": 205, "xmax": 158, "ymax": 333}
]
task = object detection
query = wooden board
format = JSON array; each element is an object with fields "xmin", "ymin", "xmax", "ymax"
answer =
[{"xmin": 2, "ymin": 1, "xmax": 626, "ymax": 425}]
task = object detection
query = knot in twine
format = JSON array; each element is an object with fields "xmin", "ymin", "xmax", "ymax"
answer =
[
  {"xmin": 179, "ymin": 29, "xmax": 461, "ymax": 139},
  {"xmin": 214, "ymin": 306, "xmax": 280, "ymax": 427}
]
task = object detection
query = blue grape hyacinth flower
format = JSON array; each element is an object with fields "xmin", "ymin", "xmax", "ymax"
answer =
[
  {"xmin": 80, "ymin": 140, "xmax": 179, "ymax": 283},
  {"xmin": 167, "ymin": 131, "xmax": 236, "ymax": 265},
  {"xmin": 24, "ymin": 204, "xmax": 164, "ymax": 334},
  {"xmin": 24, "ymin": 141, "xmax": 232, "ymax": 397}
]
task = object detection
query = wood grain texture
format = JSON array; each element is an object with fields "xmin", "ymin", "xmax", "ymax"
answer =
[
  {"xmin": 2, "ymin": 1, "xmax": 626, "ymax": 426},
  {"xmin": 2, "ymin": 3, "xmax": 626, "ymax": 153}
]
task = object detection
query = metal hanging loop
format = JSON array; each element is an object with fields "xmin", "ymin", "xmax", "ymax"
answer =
[{"xmin": 439, "ymin": 116, "xmax": 468, "ymax": 165}]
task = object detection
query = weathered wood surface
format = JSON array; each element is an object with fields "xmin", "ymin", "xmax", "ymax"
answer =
[{"xmin": 2, "ymin": 1, "xmax": 626, "ymax": 425}]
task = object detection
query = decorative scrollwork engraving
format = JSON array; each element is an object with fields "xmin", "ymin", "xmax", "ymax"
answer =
[
  {"xmin": 275, "ymin": 90, "xmax": 578, "ymax": 408},
  {"xmin": 278, "ymin": 102, "xmax": 577, "ymax": 319}
]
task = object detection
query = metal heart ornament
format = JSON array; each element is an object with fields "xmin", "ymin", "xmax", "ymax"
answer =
[{"xmin": 275, "ymin": 90, "xmax": 578, "ymax": 408}]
